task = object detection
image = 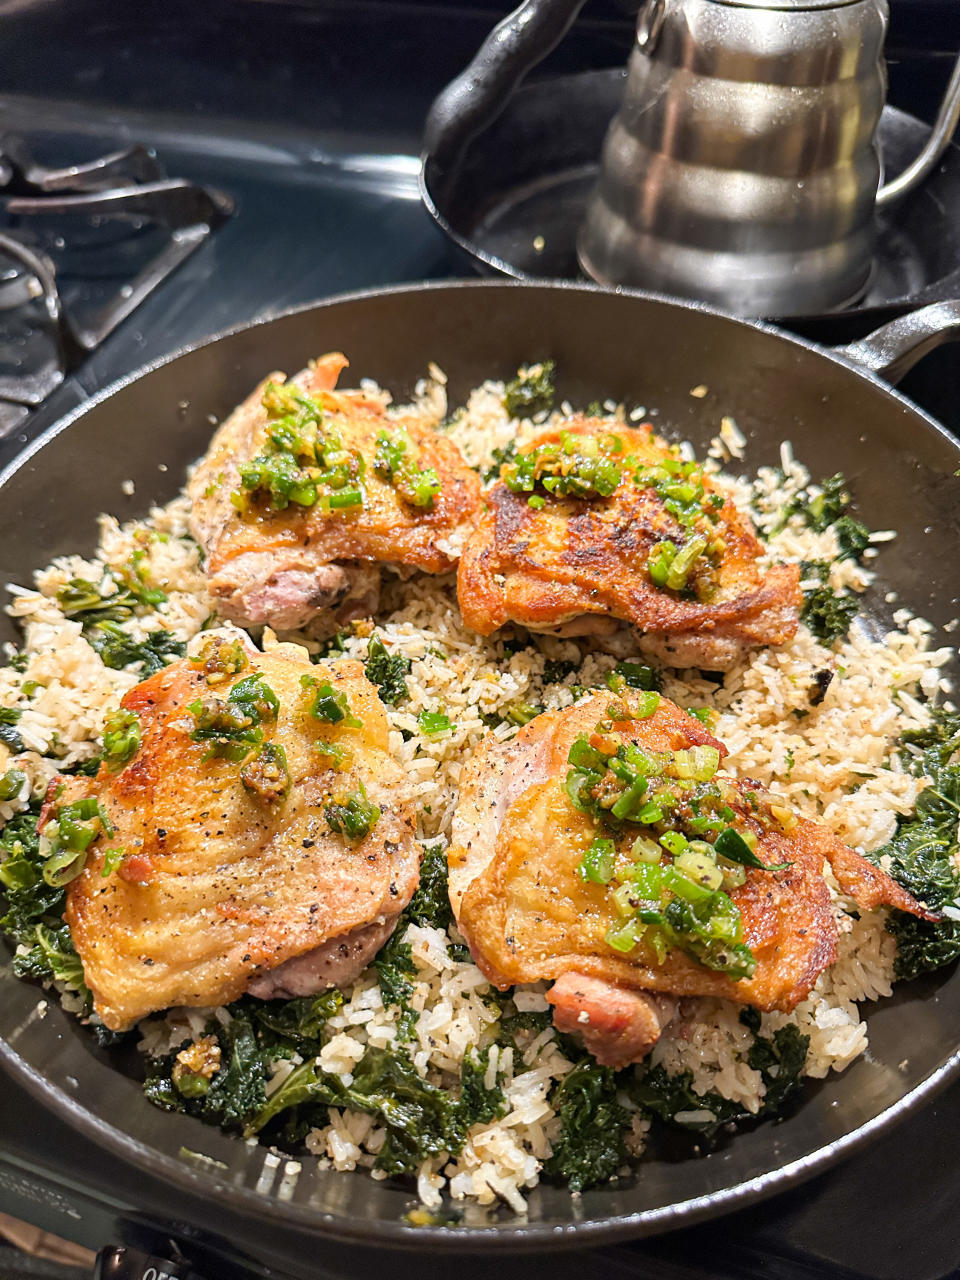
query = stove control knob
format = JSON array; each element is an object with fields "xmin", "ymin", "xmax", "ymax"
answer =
[{"xmin": 95, "ymin": 1245, "xmax": 206, "ymax": 1280}]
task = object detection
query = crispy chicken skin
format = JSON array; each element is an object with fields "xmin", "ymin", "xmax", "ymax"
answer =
[
  {"xmin": 457, "ymin": 421, "xmax": 800, "ymax": 668},
  {"xmin": 188, "ymin": 353, "xmax": 482, "ymax": 634},
  {"xmin": 58, "ymin": 633, "xmax": 419, "ymax": 1031},
  {"xmin": 448, "ymin": 694, "xmax": 932, "ymax": 1067}
]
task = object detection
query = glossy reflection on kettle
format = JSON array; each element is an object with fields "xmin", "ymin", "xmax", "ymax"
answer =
[{"xmin": 578, "ymin": 0, "xmax": 960, "ymax": 316}]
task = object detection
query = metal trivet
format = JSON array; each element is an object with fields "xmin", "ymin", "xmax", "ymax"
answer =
[{"xmin": 0, "ymin": 137, "xmax": 233, "ymax": 436}]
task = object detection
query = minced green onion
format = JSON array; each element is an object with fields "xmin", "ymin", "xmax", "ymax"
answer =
[
  {"xmin": 102, "ymin": 708, "xmax": 141, "ymax": 772},
  {"xmin": 315, "ymin": 740, "xmax": 347, "ymax": 768},
  {"xmin": 301, "ymin": 675, "xmax": 361, "ymax": 728},
  {"xmin": 675, "ymin": 849, "xmax": 724, "ymax": 890},
  {"xmin": 324, "ymin": 782, "xmax": 380, "ymax": 840},
  {"xmin": 577, "ymin": 836, "xmax": 616, "ymax": 885},
  {"xmin": 233, "ymin": 381, "xmax": 366, "ymax": 514},
  {"xmin": 605, "ymin": 916, "xmax": 646, "ymax": 953},
  {"xmin": 606, "ymin": 661, "xmax": 661, "ymax": 693},
  {"xmin": 665, "ymin": 535, "xmax": 708, "ymax": 591},
  {"xmin": 418, "ymin": 708, "xmax": 456, "ymax": 737},
  {"xmin": 374, "ymin": 428, "xmax": 441, "ymax": 509},
  {"xmin": 240, "ymin": 742, "xmax": 291, "ymax": 805},
  {"xmin": 714, "ymin": 825, "xmax": 791, "ymax": 871},
  {"xmin": 631, "ymin": 834, "xmax": 662, "ymax": 864},
  {"xmin": 670, "ymin": 745, "xmax": 720, "ymax": 783},
  {"xmin": 101, "ymin": 847, "xmax": 127, "ymax": 877},
  {"xmin": 0, "ymin": 769, "xmax": 26, "ymax": 803},
  {"xmin": 502, "ymin": 430, "xmax": 622, "ymax": 501},
  {"xmin": 41, "ymin": 798, "xmax": 113, "ymax": 887}
]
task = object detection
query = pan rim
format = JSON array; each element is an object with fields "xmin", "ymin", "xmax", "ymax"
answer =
[{"xmin": 2, "ymin": 277, "xmax": 959, "ymax": 1250}]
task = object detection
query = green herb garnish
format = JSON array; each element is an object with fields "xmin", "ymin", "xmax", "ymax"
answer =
[
  {"xmin": 418, "ymin": 708, "xmax": 456, "ymax": 737},
  {"xmin": 102, "ymin": 708, "xmax": 141, "ymax": 772},
  {"xmin": 374, "ymin": 429, "xmax": 441, "ymax": 509},
  {"xmin": 301, "ymin": 674, "xmax": 361, "ymax": 727},
  {"xmin": 40, "ymin": 797, "xmax": 114, "ymax": 887},
  {"xmin": 0, "ymin": 769, "xmax": 26, "ymax": 803},
  {"xmin": 240, "ymin": 742, "xmax": 291, "ymax": 805},
  {"xmin": 324, "ymin": 782, "xmax": 380, "ymax": 840},
  {"xmin": 234, "ymin": 381, "xmax": 365, "ymax": 514},
  {"xmin": 502, "ymin": 429, "xmax": 622, "ymax": 501}
]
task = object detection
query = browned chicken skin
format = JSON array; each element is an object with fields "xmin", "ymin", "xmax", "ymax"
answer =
[
  {"xmin": 56, "ymin": 634, "xmax": 419, "ymax": 1031},
  {"xmin": 457, "ymin": 421, "xmax": 800, "ymax": 669},
  {"xmin": 188, "ymin": 353, "xmax": 482, "ymax": 634},
  {"xmin": 448, "ymin": 693, "xmax": 932, "ymax": 1067}
]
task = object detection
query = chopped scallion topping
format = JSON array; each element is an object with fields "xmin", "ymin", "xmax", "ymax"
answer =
[
  {"xmin": 324, "ymin": 782, "xmax": 381, "ymax": 840},
  {"xmin": 102, "ymin": 708, "xmax": 141, "ymax": 772},
  {"xmin": 374, "ymin": 429, "xmax": 442, "ymax": 509},
  {"xmin": 301, "ymin": 674, "xmax": 362, "ymax": 728}
]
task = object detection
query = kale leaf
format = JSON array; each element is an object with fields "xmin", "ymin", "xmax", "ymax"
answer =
[
  {"xmin": 899, "ymin": 708, "xmax": 960, "ymax": 777},
  {"xmin": 243, "ymin": 989, "xmax": 344, "ymax": 1057},
  {"xmin": 867, "ymin": 742, "xmax": 960, "ymax": 981},
  {"xmin": 608, "ymin": 659, "xmax": 662, "ymax": 693},
  {"xmin": 85, "ymin": 622, "xmax": 186, "ymax": 675},
  {"xmin": 244, "ymin": 1043, "xmax": 505, "ymax": 1178},
  {"xmin": 203, "ymin": 1016, "xmax": 268, "ymax": 1126},
  {"xmin": 632, "ymin": 1021, "xmax": 809, "ymax": 1138},
  {"xmin": 833, "ymin": 515, "xmax": 871, "ymax": 562},
  {"xmin": 482, "ymin": 439, "xmax": 519, "ymax": 485},
  {"xmin": 374, "ymin": 928, "xmax": 418, "ymax": 1041},
  {"xmin": 373, "ymin": 843, "xmax": 456, "ymax": 1039},
  {"xmin": 775, "ymin": 472, "xmax": 871, "ymax": 562},
  {"xmin": 406, "ymin": 843, "xmax": 453, "ymax": 931},
  {"xmin": 800, "ymin": 560, "xmax": 859, "ymax": 644},
  {"xmin": 12, "ymin": 922, "xmax": 86, "ymax": 989},
  {"xmin": 543, "ymin": 1060, "xmax": 630, "ymax": 1192},
  {"xmin": 365, "ymin": 634, "xmax": 411, "ymax": 706},
  {"xmin": 542, "ymin": 658, "xmax": 577, "ymax": 685},
  {"xmin": 631, "ymin": 1063, "xmax": 743, "ymax": 1137},
  {"xmin": 144, "ymin": 1012, "xmax": 268, "ymax": 1128},
  {"xmin": 780, "ymin": 473, "xmax": 851, "ymax": 533},
  {"xmin": 503, "ymin": 361, "xmax": 556, "ymax": 421}
]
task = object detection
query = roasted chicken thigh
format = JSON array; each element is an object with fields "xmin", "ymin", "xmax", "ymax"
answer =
[
  {"xmin": 50, "ymin": 631, "xmax": 419, "ymax": 1031},
  {"xmin": 188, "ymin": 353, "xmax": 481, "ymax": 634},
  {"xmin": 458, "ymin": 421, "xmax": 800, "ymax": 668},
  {"xmin": 448, "ymin": 692, "xmax": 932, "ymax": 1067}
]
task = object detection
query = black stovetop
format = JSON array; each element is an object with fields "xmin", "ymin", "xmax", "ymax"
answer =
[{"xmin": 1, "ymin": 3, "xmax": 959, "ymax": 1277}]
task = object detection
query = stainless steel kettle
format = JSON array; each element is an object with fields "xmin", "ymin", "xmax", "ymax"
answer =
[
  {"xmin": 422, "ymin": 0, "xmax": 960, "ymax": 318},
  {"xmin": 578, "ymin": 0, "xmax": 960, "ymax": 315}
]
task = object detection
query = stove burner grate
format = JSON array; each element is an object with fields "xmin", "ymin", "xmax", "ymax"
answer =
[{"xmin": 0, "ymin": 137, "xmax": 233, "ymax": 437}]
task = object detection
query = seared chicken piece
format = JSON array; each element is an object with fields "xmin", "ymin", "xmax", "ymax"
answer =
[
  {"xmin": 51, "ymin": 632, "xmax": 418, "ymax": 1030},
  {"xmin": 458, "ymin": 421, "xmax": 800, "ymax": 669},
  {"xmin": 188, "ymin": 353, "xmax": 482, "ymax": 634},
  {"xmin": 448, "ymin": 693, "xmax": 932, "ymax": 1067}
]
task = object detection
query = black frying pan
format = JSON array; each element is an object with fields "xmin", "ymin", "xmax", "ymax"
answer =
[{"xmin": 1, "ymin": 282, "xmax": 960, "ymax": 1252}]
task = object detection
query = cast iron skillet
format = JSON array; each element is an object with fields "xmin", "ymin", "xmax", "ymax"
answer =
[{"xmin": 1, "ymin": 282, "xmax": 960, "ymax": 1252}]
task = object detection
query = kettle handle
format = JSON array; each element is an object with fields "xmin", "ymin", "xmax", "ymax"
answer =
[
  {"xmin": 422, "ymin": 0, "xmax": 588, "ymax": 184},
  {"xmin": 877, "ymin": 51, "xmax": 960, "ymax": 208}
]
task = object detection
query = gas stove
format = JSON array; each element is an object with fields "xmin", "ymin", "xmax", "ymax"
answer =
[{"xmin": 1, "ymin": 3, "xmax": 959, "ymax": 1278}]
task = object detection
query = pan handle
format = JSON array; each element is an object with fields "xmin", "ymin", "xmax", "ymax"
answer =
[
  {"xmin": 422, "ymin": 0, "xmax": 588, "ymax": 182},
  {"xmin": 833, "ymin": 300, "xmax": 960, "ymax": 385}
]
